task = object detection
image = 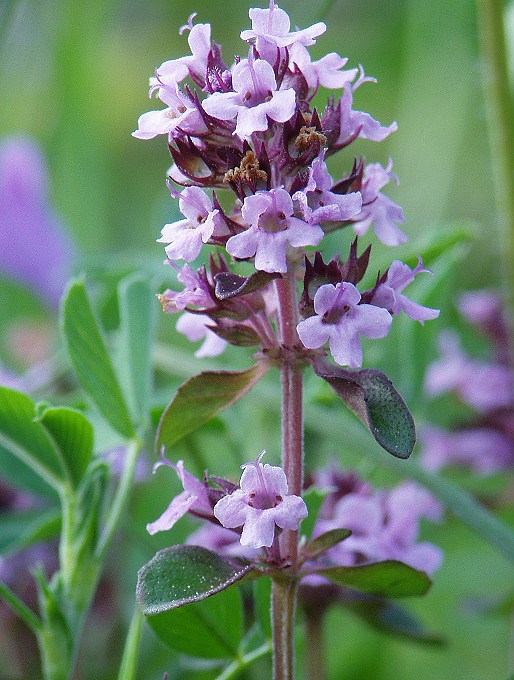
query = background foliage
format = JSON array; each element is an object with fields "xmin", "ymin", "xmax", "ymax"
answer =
[{"xmin": 1, "ymin": 0, "xmax": 513, "ymax": 679}]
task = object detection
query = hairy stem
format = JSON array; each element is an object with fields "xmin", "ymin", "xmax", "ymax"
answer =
[
  {"xmin": 273, "ymin": 270, "xmax": 304, "ymax": 680},
  {"xmin": 271, "ymin": 577, "xmax": 298, "ymax": 680}
]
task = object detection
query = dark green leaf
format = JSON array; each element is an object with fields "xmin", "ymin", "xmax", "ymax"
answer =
[
  {"xmin": 118, "ymin": 274, "xmax": 156, "ymax": 424},
  {"xmin": 156, "ymin": 363, "xmax": 269, "ymax": 452},
  {"xmin": 36, "ymin": 406, "xmax": 93, "ymax": 488},
  {"xmin": 61, "ymin": 279, "xmax": 135, "ymax": 438},
  {"xmin": 136, "ymin": 545, "xmax": 255, "ymax": 614},
  {"xmin": 146, "ymin": 585, "xmax": 243, "ymax": 659},
  {"xmin": 214, "ymin": 270, "xmax": 281, "ymax": 300},
  {"xmin": 0, "ymin": 508, "xmax": 61, "ymax": 556},
  {"xmin": 339, "ymin": 591, "xmax": 444, "ymax": 645},
  {"xmin": 303, "ymin": 528, "xmax": 352, "ymax": 560},
  {"xmin": 0, "ymin": 387, "xmax": 65, "ymax": 492},
  {"xmin": 314, "ymin": 560, "xmax": 431, "ymax": 597},
  {"xmin": 312, "ymin": 359, "xmax": 415, "ymax": 458}
]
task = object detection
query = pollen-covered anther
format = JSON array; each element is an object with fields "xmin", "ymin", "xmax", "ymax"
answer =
[
  {"xmin": 294, "ymin": 126, "xmax": 327, "ymax": 152},
  {"xmin": 224, "ymin": 150, "xmax": 268, "ymax": 185}
]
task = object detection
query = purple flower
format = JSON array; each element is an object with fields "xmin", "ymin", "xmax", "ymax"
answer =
[
  {"xmin": 288, "ymin": 44, "xmax": 357, "ymax": 92},
  {"xmin": 176, "ymin": 312, "xmax": 228, "ymax": 358},
  {"xmin": 336, "ymin": 77, "xmax": 397, "ymax": 145},
  {"xmin": 157, "ymin": 187, "xmax": 221, "ymax": 261},
  {"xmin": 371, "ymin": 258, "xmax": 440, "ymax": 323},
  {"xmin": 187, "ymin": 523, "xmax": 259, "ymax": 560},
  {"xmin": 351, "ymin": 161, "xmax": 407, "ymax": 246},
  {"xmin": 293, "ymin": 152, "xmax": 362, "ymax": 224},
  {"xmin": 201, "ymin": 55, "xmax": 296, "ymax": 140},
  {"xmin": 156, "ymin": 18, "xmax": 213, "ymax": 89},
  {"xmin": 296, "ymin": 282, "xmax": 392, "ymax": 367},
  {"xmin": 158, "ymin": 263, "xmax": 214, "ymax": 313},
  {"xmin": 419, "ymin": 425, "xmax": 514, "ymax": 474},
  {"xmin": 226, "ymin": 187, "xmax": 323, "ymax": 273},
  {"xmin": 213, "ymin": 452, "xmax": 307, "ymax": 549},
  {"xmin": 241, "ymin": 3, "xmax": 326, "ymax": 52},
  {"xmin": 0, "ymin": 136, "xmax": 76, "ymax": 310},
  {"xmin": 146, "ymin": 458, "xmax": 212, "ymax": 535},
  {"xmin": 132, "ymin": 84, "xmax": 207, "ymax": 141},
  {"xmin": 425, "ymin": 331, "xmax": 512, "ymax": 412}
]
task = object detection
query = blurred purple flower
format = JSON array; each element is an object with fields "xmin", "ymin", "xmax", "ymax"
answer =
[
  {"xmin": 310, "ymin": 472, "xmax": 443, "ymax": 575},
  {"xmin": 419, "ymin": 425, "xmax": 514, "ymax": 474},
  {"xmin": 176, "ymin": 311, "xmax": 228, "ymax": 358},
  {"xmin": 214, "ymin": 452, "xmax": 307, "ymax": 549},
  {"xmin": 425, "ymin": 331, "xmax": 512, "ymax": 412},
  {"xmin": 0, "ymin": 136, "xmax": 76, "ymax": 310}
]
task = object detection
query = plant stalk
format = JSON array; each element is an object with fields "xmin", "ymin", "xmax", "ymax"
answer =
[{"xmin": 272, "ymin": 270, "xmax": 304, "ymax": 680}]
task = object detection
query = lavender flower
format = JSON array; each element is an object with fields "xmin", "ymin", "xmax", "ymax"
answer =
[
  {"xmin": 157, "ymin": 186, "xmax": 222, "ymax": 261},
  {"xmin": 227, "ymin": 188, "xmax": 324, "ymax": 273},
  {"xmin": 371, "ymin": 258, "xmax": 440, "ymax": 323},
  {"xmin": 146, "ymin": 458, "xmax": 212, "ymax": 535},
  {"xmin": 297, "ymin": 281, "xmax": 392, "ymax": 367},
  {"xmin": 213, "ymin": 452, "xmax": 307, "ymax": 549},
  {"xmin": 175, "ymin": 312, "xmax": 228, "ymax": 358}
]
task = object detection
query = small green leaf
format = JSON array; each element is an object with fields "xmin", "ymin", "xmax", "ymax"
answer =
[
  {"xmin": 146, "ymin": 585, "xmax": 243, "ymax": 659},
  {"xmin": 313, "ymin": 360, "xmax": 415, "ymax": 458},
  {"xmin": 314, "ymin": 560, "xmax": 431, "ymax": 597},
  {"xmin": 136, "ymin": 545, "xmax": 255, "ymax": 614},
  {"xmin": 0, "ymin": 387, "xmax": 65, "ymax": 492},
  {"xmin": 118, "ymin": 274, "xmax": 156, "ymax": 424},
  {"xmin": 36, "ymin": 406, "xmax": 93, "ymax": 488},
  {"xmin": 302, "ymin": 528, "xmax": 352, "ymax": 560},
  {"xmin": 0, "ymin": 508, "xmax": 61, "ymax": 556},
  {"xmin": 61, "ymin": 279, "xmax": 135, "ymax": 438},
  {"xmin": 156, "ymin": 363, "xmax": 269, "ymax": 452}
]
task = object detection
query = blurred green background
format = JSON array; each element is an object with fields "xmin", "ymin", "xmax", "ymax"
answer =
[{"xmin": 1, "ymin": 0, "xmax": 513, "ymax": 679}]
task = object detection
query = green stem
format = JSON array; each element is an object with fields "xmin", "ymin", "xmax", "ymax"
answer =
[
  {"xmin": 0, "ymin": 580, "xmax": 41, "ymax": 633},
  {"xmin": 96, "ymin": 436, "xmax": 142, "ymax": 560},
  {"xmin": 304, "ymin": 607, "xmax": 326, "ymax": 680},
  {"xmin": 116, "ymin": 606, "xmax": 144, "ymax": 680},
  {"xmin": 476, "ymin": 0, "xmax": 514, "ymax": 323},
  {"xmin": 215, "ymin": 642, "xmax": 272, "ymax": 680}
]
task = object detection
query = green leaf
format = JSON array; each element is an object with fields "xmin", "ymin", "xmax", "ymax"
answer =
[
  {"xmin": 0, "ymin": 387, "xmax": 65, "ymax": 492},
  {"xmin": 302, "ymin": 528, "xmax": 352, "ymax": 560},
  {"xmin": 118, "ymin": 274, "xmax": 156, "ymax": 424},
  {"xmin": 314, "ymin": 560, "xmax": 431, "ymax": 597},
  {"xmin": 136, "ymin": 545, "xmax": 255, "ymax": 614},
  {"xmin": 338, "ymin": 592, "xmax": 444, "ymax": 645},
  {"xmin": 146, "ymin": 585, "xmax": 243, "ymax": 659},
  {"xmin": 156, "ymin": 363, "xmax": 269, "ymax": 452},
  {"xmin": 312, "ymin": 360, "xmax": 415, "ymax": 458},
  {"xmin": 0, "ymin": 508, "xmax": 61, "ymax": 556},
  {"xmin": 61, "ymin": 279, "xmax": 135, "ymax": 438},
  {"xmin": 253, "ymin": 577, "xmax": 272, "ymax": 639},
  {"xmin": 36, "ymin": 406, "xmax": 93, "ymax": 488}
]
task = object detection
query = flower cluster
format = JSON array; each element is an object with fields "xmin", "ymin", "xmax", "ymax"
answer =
[
  {"xmin": 134, "ymin": 1, "xmax": 439, "ymax": 369},
  {"xmin": 420, "ymin": 290, "xmax": 513, "ymax": 474}
]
